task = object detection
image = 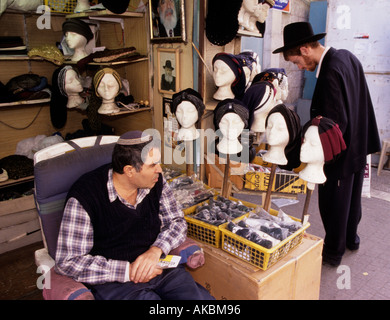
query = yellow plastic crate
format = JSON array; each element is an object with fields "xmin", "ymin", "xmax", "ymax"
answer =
[
  {"xmin": 184, "ymin": 196, "xmax": 258, "ymax": 248},
  {"xmin": 244, "ymin": 170, "xmax": 307, "ymax": 194},
  {"xmin": 45, "ymin": 0, "xmax": 77, "ymax": 13},
  {"xmin": 219, "ymin": 212, "xmax": 310, "ymax": 270}
]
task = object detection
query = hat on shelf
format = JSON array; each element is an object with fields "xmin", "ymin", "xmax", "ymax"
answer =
[
  {"xmin": 101, "ymin": 0, "xmax": 130, "ymax": 14},
  {"xmin": 272, "ymin": 22, "xmax": 326, "ymax": 54},
  {"xmin": 62, "ymin": 19, "xmax": 94, "ymax": 42}
]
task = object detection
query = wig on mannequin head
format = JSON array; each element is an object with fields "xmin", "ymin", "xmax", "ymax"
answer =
[
  {"xmin": 50, "ymin": 65, "xmax": 75, "ymax": 129},
  {"xmin": 265, "ymin": 104, "xmax": 302, "ymax": 170},
  {"xmin": 171, "ymin": 88, "xmax": 205, "ymax": 123},
  {"xmin": 212, "ymin": 53, "xmax": 246, "ymax": 100},
  {"xmin": 93, "ymin": 68, "xmax": 122, "ymax": 98}
]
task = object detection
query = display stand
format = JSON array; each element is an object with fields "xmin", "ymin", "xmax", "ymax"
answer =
[
  {"xmin": 221, "ymin": 154, "xmax": 230, "ymax": 197},
  {"xmin": 301, "ymin": 182, "xmax": 315, "ymax": 223},
  {"xmin": 263, "ymin": 163, "xmax": 277, "ymax": 211}
]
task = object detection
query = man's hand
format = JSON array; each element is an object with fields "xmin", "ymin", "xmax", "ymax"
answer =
[{"xmin": 129, "ymin": 246, "xmax": 163, "ymax": 283}]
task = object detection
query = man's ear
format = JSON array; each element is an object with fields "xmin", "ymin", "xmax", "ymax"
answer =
[
  {"xmin": 123, "ymin": 165, "xmax": 135, "ymax": 177},
  {"xmin": 300, "ymin": 45, "xmax": 310, "ymax": 56}
]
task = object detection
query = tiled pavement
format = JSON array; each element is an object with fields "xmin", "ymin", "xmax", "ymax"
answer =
[{"xmin": 234, "ymin": 166, "xmax": 390, "ymax": 300}]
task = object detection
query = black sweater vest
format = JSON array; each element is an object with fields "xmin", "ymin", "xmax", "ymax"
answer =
[{"xmin": 66, "ymin": 164, "xmax": 163, "ymax": 263}]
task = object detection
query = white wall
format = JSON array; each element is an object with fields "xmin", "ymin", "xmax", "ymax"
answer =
[{"xmin": 326, "ymin": 0, "xmax": 390, "ymax": 143}]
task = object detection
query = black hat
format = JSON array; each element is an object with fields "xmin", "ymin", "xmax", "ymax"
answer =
[
  {"xmin": 272, "ymin": 22, "xmax": 326, "ymax": 54},
  {"xmin": 101, "ymin": 0, "xmax": 130, "ymax": 14},
  {"xmin": 172, "ymin": 88, "xmax": 205, "ymax": 120},
  {"xmin": 163, "ymin": 60, "xmax": 174, "ymax": 70},
  {"xmin": 213, "ymin": 98, "xmax": 249, "ymax": 130},
  {"xmin": 62, "ymin": 19, "xmax": 94, "ymax": 42}
]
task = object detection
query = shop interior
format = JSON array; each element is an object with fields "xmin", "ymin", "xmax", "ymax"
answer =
[{"xmin": 1, "ymin": 0, "xmax": 389, "ymax": 301}]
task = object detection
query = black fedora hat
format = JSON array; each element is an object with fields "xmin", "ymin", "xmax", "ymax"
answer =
[
  {"xmin": 102, "ymin": 0, "xmax": 130, "ymax": 14},
  {"xmin": 272, "ymin": 22, "xmax": 326, "ymax": 54}
]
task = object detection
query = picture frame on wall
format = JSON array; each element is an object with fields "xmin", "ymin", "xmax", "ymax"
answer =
[
  {"xmin": 157, "ymin": 47, "xmax": 180, "ymax": 94},
  {"xmin": 149, "ymin": 0, "xmax": 186, "ymax": 43}
]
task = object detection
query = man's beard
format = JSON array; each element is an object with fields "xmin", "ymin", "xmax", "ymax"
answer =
[
  {"xmin": 165, "ymin": 74, "xmax": 173, "ymax": 83},
  {"xmin": 160, "ymin": 8, "xmax": 177, "ymax": 30}
]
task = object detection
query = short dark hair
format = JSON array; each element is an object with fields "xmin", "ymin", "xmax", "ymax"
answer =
[
  {"xmin": 283, "ymin": 41, "xmax": 320, "ymax": 61},
  {"xmin": 112, "ymin": 141, "xmax": 153, "ymax": 173}
]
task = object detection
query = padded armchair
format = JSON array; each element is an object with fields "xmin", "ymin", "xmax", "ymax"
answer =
[{"xmin": 33, "ymin": 135, "xmax": 204, "ymax": 300}]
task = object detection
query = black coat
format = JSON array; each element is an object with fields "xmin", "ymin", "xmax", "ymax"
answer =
[{"xmin": 311, "ymin": 47, "xmax": 380, "ymax": 179}]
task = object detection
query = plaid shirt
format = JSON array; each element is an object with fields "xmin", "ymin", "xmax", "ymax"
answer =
[{"xmin": 55, "ymin": 169, "xmax": 187, "ymax": 285}]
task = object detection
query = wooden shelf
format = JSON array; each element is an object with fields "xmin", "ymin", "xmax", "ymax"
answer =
[
  {"xmin": 0, "ymin": 98, "xmax": 50, "ymax": 109},
  {"xmin": 0, "ymin": 175, "xmax": 34, "ymax": 189},
  {"xmin": 64, "ymin": 56, "xmax": 148, "ymax": 66},
  {"xmin": 101, "ymin": 106, "xmax": 152, "ymax": 117},
  {"xmin": 66, "ymin": 9, "xmax": 143, "ymax": 19}
]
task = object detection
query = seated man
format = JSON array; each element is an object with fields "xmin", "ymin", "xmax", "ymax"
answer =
[{"xmin": 55, "ymin": 130, "xmax": 214, "ymax": 300}]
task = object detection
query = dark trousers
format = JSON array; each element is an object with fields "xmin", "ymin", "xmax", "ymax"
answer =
[
  {"xmin": 88, "ymin": 265, "xmax": 214, "ymax": 300},
  {"xmin": 318, "ymin": 167, "xmax": 365, "ymax": 263}
]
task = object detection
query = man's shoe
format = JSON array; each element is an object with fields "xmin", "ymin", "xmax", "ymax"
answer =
[
  {"xmin": 347, "ymin": 235, "xmax": 360, "ymax": 251},
  {"xmin": 322, "ymin": 255, "xmax": 341, "ymax": 267}
]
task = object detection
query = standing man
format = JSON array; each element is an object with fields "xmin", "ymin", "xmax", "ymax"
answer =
[
  {"xmin": 55, "ymin": 131, "xmax": 213, "ymax": 299},
  {"xmin": 273, "ymin": 22, "xmax": 380, "ymax": 266}
]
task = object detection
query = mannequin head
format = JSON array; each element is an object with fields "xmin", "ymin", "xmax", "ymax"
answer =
[
  {"xmin": 301, "ymin": 115, "xmax": 346, "ymax": 164},
  {"xmin": 254, "ymin": 68, "xmax": 288, "ymax": 103},
  {"xmin": 238, "ymin": 0, "xmax": 274, "ymax": 32},
  {"xmin": 212, "ymin": 53, "xmax": 246, "ymax": 100},
  {"xmin": 236, "ymin": 51, "xmax": 261, "ymax": 89},
  {"xmin": 62, "ymin": 19, "xmax": 93, "ymax": 61},
  {"xmin": 93, "ymin": 68, "xmax": 122, "ymax": 114},
  {"xmin": 299, "ymin": 124, "xmax": 326, "ymax": 184},
  {"xmin": 254, "ymin": 1, "xmax": 274, "ymax": 24},
  {"xmin": 53, "ymin": 65, "xmax": 83, "ymax": 110},
  {"xmin": 213, "ymin": 99, "xmax": 249, "ymax": 155},
  {"xmin": 263, "ymin": 104, "xmax": 302, "ymax": 169},
  {"xmin": 172, "ymin": 88, "xmax": 205, "ymax": 141},
  {"xmin": 243, "ymin": 80, "xmax": 276, "ymax": 133},
  {"xmin": 262, "ymin": 112, "xmax": 289, "ymax": 165},
  {"xmin": 74, "ymin": 0, "xmax": 90, "ymax": 12}
]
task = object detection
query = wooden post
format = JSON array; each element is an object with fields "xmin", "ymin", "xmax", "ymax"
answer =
[
  {"xmin": 301, "ymin": 182, "xmax": 315, "ymax": 224},
  {"xmin": 221, "ymin": 154, "xmax": 230, "ymax": 198},
  {"xmin": 263, "ymin": 163, "xmax": 277, "ymax": 212}
]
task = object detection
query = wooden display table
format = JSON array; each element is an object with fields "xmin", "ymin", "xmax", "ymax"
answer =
[{"xmin": 188, "ymin": 234, "xmax": 323, "ymax": 300}]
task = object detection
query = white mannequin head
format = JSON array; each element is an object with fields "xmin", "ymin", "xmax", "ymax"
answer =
[
  {"xmin": 254, "ymin": 2, "xmax": 272, "ymax": 24},
  {"xmin": 74, "ymin": 0, "xmax": 90, "ymax": 12},
  {"xmin": 262, "ymin": 112, "xmax": 289, "ymax": 165},
  {"xmin": 248, "ymin": 83, "xmax": 276, "ymax": 133},
  {"xmin": 299, "ymin": 125, "xmax": 326, "ymax": 184},
  {"xmin": 217, "ymin": 112, "xmax": 245, "ymax": 154},
  {"xmin": 65, "ymin": 32, "xmax": 88, "ymax": 61},
  {"xmin": 94, "ymin": 69, "xmax": 122, "ymax": 114},
  {"xmin": 238, "ymin": 0, "xmax": 272, "ymax": 32},
  {"xmin": 213, "ymin": 59, "xmax": 236, "ymax": 100},
  {"xmin": 175, "ymin": 101, "xmax": 200, "ymax": 141},
  {"xmin": 64, "ymin": 68, "xmax": 83, "ymax": 109}
]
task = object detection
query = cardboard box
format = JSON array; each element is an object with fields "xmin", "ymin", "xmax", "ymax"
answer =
[{"xmin": 188, "ymin": 234, "xmax": 323, "ymax": 300}]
